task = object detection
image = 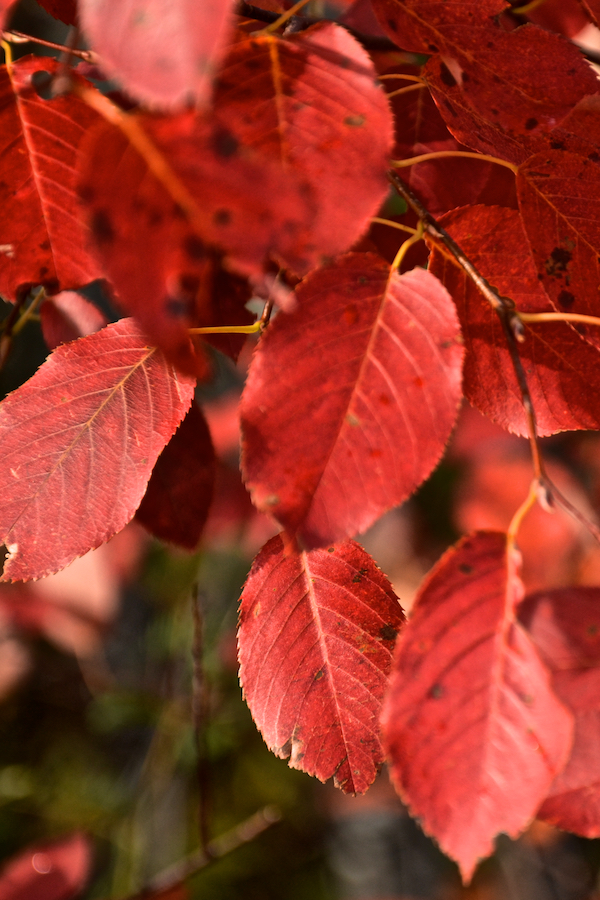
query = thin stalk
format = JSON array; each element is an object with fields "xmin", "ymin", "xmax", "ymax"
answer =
[
  {"xmin": 371, "ymin": 217, "xmax": 418, "ymax": 236},
  {"xmin": 519, "ymin": 311, "xmax": 600, "ymax": 328},
  {"xmin": 391, "ymin": 150, "xmax": 518, "ymax": 174}
]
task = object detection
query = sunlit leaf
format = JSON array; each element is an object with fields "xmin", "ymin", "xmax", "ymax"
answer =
[{"xmin": 238, "ymin": 533, "xmax": 405, "ymax": 793}]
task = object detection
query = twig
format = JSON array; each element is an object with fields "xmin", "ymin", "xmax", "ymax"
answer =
[{"xmin": 1, "ymin": 29, "xmax": 97, "ymax": 61}]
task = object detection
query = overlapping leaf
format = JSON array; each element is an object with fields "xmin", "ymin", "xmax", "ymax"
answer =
[
  {"xmin": 0, "ymin": 1, "xmax": 17, "ymax": 28},
  {"xmin": 78, "ymin": 112, "xmax": 315, "ymax": 371},
  {"xmin": 0, "ymin": 57, "xmax": 102, "ymax": 301},
  {"xmin": 0, "ymin": 318, "xmax": 195, "ymax": 581},
  {"xmin": 518, "ymin": 150, "xmax": 600, "ymax": 346},
  {"xmin": 238, "ymin": 534, "xmax": 405, "ymax": 793},
  {"xmin": 136, "ymin": 402, "xmax": 216, "ymax": 550},
  {"xmin": 40, "ymin": 292, "xmax": 108, "ymax": 350},
  {"xmin": 520, "ymin": 587, "xmax": 600, "ymax": 836},
  {"xmin": 79, "ymin": 0, "xmax": 235, "ymax": 109},
  {"xmin": 36, "ymin": 0, "xmax": 78, "ymax": 24},
  {"xmin": 370, "ymin": 0, "xmax": 505, "ymax": 53},
  {"xmin": 428, "ymin": 205, "xmax": 600, "ymax": 436},
  {"xmin": 214, "ymin": 23, "xmax": 394, "ymax": 261},
  {"xmin": 382, "ymin": 531, "xmax": 573, "ymax": 882},
  {"xmin": 241, "ymin": 253, "xmax": 464, "ymax": 548}
]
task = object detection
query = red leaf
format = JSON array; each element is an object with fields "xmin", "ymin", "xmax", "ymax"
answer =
[
  {"xmin": 78, "ymin": 112, "xmax": 317, "ymax": 370},
  {"xmin": 79, "ymin": 0, "xmax": 235, "ymax": 109},
  {"xmin": 519, "ymin": 587, "xmax": 600, "ymax": 836},
  {"xmin": 382, "ymin": 532, "xmax": 573, "ymax": 883},
  {"xmin": 238, "ymin": 533, "xmax": 405, "ymax": 793},
  {"xmin": 0, "ymin": 57, "xmax": 102, "ymax": 300},
  {"xmin": 582, "ymin": 0, "xmax": 600, "ymax": 25},
  {"xmin": 518, "ymin": 150, "xmax": 600, "ymax": 346},
  {"xmin": 370, "ymin": 0, "xmax": 506, "ymax": 53},
  {"xmin": 0, "ymin": 832, "xmax": 91, "ymax": 900},
  {"xmin": 0, "ymin": 1, "xmax": 17, "ymax": 28},
  {"xmin": 428, "ymin": 205, "xmax": 600, "ymax": 436},
  {"xmin": 36, "ymin": 0, "xmax": 78, "ymax": 24},
  {"xmin": 40, "ymin": 292, "xmax": 108, "ymax": 350},
  {"xmin": 0, "ymin": 318, "xmax": 195, "ymax": 581},
  {"xmin": 136, "ymin": 402, "xmax": 216, "ymax": 550},
  {"xmin": 241, "ymin": 254, "xmax": 463, "ymax": 548},
  {"xmin": 214, "ymin": 23, "xmax": 394, "ymax": 260},
  {"xmin": 524, "ymin": 0, "xmax": 591, "ymax": 37}
]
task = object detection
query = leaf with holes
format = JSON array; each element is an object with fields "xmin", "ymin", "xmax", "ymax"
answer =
[
  {"xmin": 79, "ymin": 0, "xmax": 235, "ymax": 109},
  {"xmin": 520, "ymin": 587, "xmax": 600, "ymax": 837},
  {"xmin": 238, "ymin": 533, "xmax": 405, "ymax": 793},
  {"xmin": 0, "ymin": 318, "xmax": 195, "ymax": 581},
  {"xmin": 518, "ymin": 149, "xmax": 600, "ymax": 348},
  {"xmin": 382, "ymin": 531, "xmax": 573, "ymax": 882},
  {"xmin": 428, "ymin": 205, "xmax": 600, "ymax": 436},
  {"xmin": 0, "ymin": 57, "xmax": 102, "ymax": 300},
  {"xmin": 214, "ymin": 23, "xmax": 394, "ymax": 262},
  {"xmin": 241, "ymin": 253, "xmax": 463, "ymax": 548}
]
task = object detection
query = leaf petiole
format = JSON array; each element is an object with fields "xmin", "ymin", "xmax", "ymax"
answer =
[
  {"xmin": 371, "ymin": 217, "xmax": 418, "ymax": 236},
  {"xmin": 391, "ymin": 151, "xmax": 518, "ymax": 174},
  {"xmin": 391, "ymin": 220, "xmax": 424, "ymax": 271},
  {"xmin": 189, "ymin": 322, "xmax": 262, "ymax": 335},
  {"xmin": 519, "ymin": 311, "xmax": 600, "ymax": 329}
]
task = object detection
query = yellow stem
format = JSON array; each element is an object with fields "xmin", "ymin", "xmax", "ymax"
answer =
[
  {"xmin": 507, "ymin": 480, "xmax": 538, "ymax": 550},
  {"xmin": 13, "ymin": 287, "xmax": 45, "ymax": 337},
  {"xmin": 1, "ymin": 38, "xmax": 13, "ymax": 67},
  {"xmin": 371, "ymin": 217, "xmax": 418, "ymax": 236},
  {"xmin": 512, "ymin": 0, "xmax": 547, "ymax": 14},
  {"xmin": 378, "ymin": 73, "xmax": 424, "ymax": 83},
  {"xmin": 519, "ymin": 311, "xmax": 600, "ymax": 328},
  {"xmin": 391, "ymin": 220, "xmax": 424, "ymax": 271},
  {"xmin": 189, "ymin": 322, "xmax": 262, "ymax": 335},
  {"xmin": 391, "ymin": 150, "xmax": 518, "ymax": 174},
  {"xmin": 257, "ymin": 0, "xmax": 313, "ymax": 34},
  {"xmin": 387, "ymin": 83, "xmax": 425, "ymax": 99}
]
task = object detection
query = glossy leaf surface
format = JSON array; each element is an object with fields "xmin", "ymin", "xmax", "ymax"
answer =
[
  {"xmin": 215, "ymin": 24, "xmax": 394, "ymax": 260},
  {"xmin": 520, "ymin": 587, "xmax": 600, "ymax": 836},
  {"xmin": 382, "ymin": 532, "xmax": 573, "ymax": 882},
  {"xmin": 241, "ymin": 254, "xmax": 463, "ymax": 547},
  {"xmin": 0, "ymin": 318, "xmax": 195, "ymax": 581},
  {"xmin": 0, "ymin": 57, "xmax": 102, "ymax": 300},
  {"xmin": 428, "ymin": 205, "xmax": 600, "ymax": 436},
  {"xmin": 79, "ymin": 0, "xmax": 235, "ymax": 109},
  {"xmin": 238, "ymin": 534, "xmax": 405, "ymax": 793}
]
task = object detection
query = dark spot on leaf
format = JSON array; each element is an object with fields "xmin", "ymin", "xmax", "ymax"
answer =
[
  {"xmin": 379, "ymin": 624, "xmax": 398, "ymax": 642},
  {"xmin": 430, "ymin": 684, "xmax": 444, "ymax": 699},
  {"xmin": 328, "ymin": 547, "xmax": 335, "ymax": 552},
  {"xmin": 314, "ymin": 668, "xmax": 325, "ymax": 681},
  {"xmin": 78, "ymin": 184, "xmax": 94, "ymax": 204},
  {"xmin": 386, "ymin": 17, "xmax": 397, "ymax": 30},
  {"xmin": 428, "ymin": 43, "xmax": 438, "ymax": 51},
  {"xmin": 589, "ymin": 152, "xmax": 600, "ymax": 163},
  {"xmin": 40, "ymin": 240, "xmax": 50, "ymax": 251},
  {"xmin": 525, "ymin": 117, "xmax": 538, "ymax": 131},
  {"xmin": 39, "ymin": 266, "xmax": 48, "ymax": 277},
  {"xmin": 344, "ymin": 114, "xmax": 365, "ymax": 127},
  {"xmin": 212, "ymin": 129, "xmax": 239, "ymax": 158},
  {"xmin": 550, "ymin": 140, "xmax": 565, "ymax": 150},
  {"xmin": 558, "ymin": 290, "xmax": 575, "ymax": 309},
  {"xmin": 545, "ymin": 247, "xmax": 572, "ymax": 277},
  {"xmin": 165, "ymin": 297, "xmax": 193, "ymax": 319},
  {"xmin": 213, "ymin": 208, "xmax": 232, "ymax": 226},
  {"xmin": 91, "ymin": 209, "xmax": 114, "ymax": 244},
  {"xmin": 439, "ymin": 63, "xmax": 456, "ymax": 87},
  {"xmin": 179, "ymin": 273, "xmax": 201, "ymax": 295},
  {"xmin": 459, "ymin": 563, "xmax": 473, "ymax": 574},
  {"xmin": 462, "ymin": 72, "xmax": 470, "ymax": 83},
  {"xmin": 183, "ymin": 235, "xmax": 206, "ymax": 260},
  {"xmin": 587, "ymin": 623, "xmax": 598, "ymax": 636}
]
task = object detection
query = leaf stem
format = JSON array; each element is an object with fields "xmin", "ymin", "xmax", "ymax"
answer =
[
  {"xmin": 371, "ymin": 217, "xmax": 418, "ymax": 236},
  {"xmin": 512, "ymin": 0, "xmax": 547, "ymax": 14},
  {"xmin": 391, "ymin": 220, "xmax": 424, "ymax": 271},
  {"xmin": 391, "ymin": 150, "xmax": 518, "ymax": 174},
  {"xmin": 519, "ymin": 311, "xmax": 600, "ymax": 328},
  {"xmin": 188, "ymin": 322, "xmax": 262, "ymax": 335},
  {"xmin": 507, "ymin": 480, "xmax": 538, "ymax": 549},
  {"xmin": 386, "ymin": 83, "xmax": 425, "ymax": 99},
  {"xmin": 1, "ymin": 29, "xmax": 96, "ymax": 61},
  {"xmin": 378, "ymin": 73, "xmax": 424, "ymax": 83},
  {"xmin": 257, "ymin": 0, "xmax": 313, "ymax": 34}
]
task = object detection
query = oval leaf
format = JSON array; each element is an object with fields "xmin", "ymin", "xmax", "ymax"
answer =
[
  {"xmin": 428, "ymin": 205, "xmax": 600, "ymax": 436},
  {"xmin": 0, "ymin": 318, "xmax": 195, "ymax": 581},
  {"xmin": 520, "ymin": 587, "xmax": 600, "ymax": 837},
  {"xmin": 0, "ymin": 57, "xmax": 102, "ymax": 300},
  {"xmin": 241, "ymin": 254, "xmax": 463, "ymax": 548},
  {"xmin": 0, "ymin": 832, "xmax": 91, "ymax": 900},
  {"xmin": 238, "ymin": 534, "xmax": 405, "ymax": 793},
  {"xmin": 215, "ymin": 23, "xmax": 394, "ymax": 261},
  {"xmin": 79, "ymin": 0, "xmax": 235, "ymax": 109},
  {"xmin": 382, "ymin": 531, "xmax": 573, "ymax": 883}
]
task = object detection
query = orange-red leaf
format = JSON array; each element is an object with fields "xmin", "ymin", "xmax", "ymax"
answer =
[
  {"xmin": 241, "ymin": 253, "xmax": 463, "ymax": 547},
  {"xmin": 79, "ymin": 0, "xmax": 235, "ymax": 109},
  {"xmin": 238, "ymin": 534, "xmax": 405, "ymax": 793},
  {"xmin": 0, "ymin": 318, "xmax": 195, "ymax": 581},
  {"xmin": 40, "ymin": 292, "xmax": 108, "ymax": 350},
  {"xmin": 428, "ymin": 205, "xmax": 600, "ymax": 436},
  {"xmin": 0, "ymin": 57, "xmax": 102, "ymax": 300},
  {"xmin": 382, "ymin": 532, "xmax": 573, "ymax": 883},
  {"xmin": 214, "ymin": 23, "xmax": 394, "ymax": 261},
  {"xmin": 520, "ymin": 587, "xmax": 600, "ymax": 837}
]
